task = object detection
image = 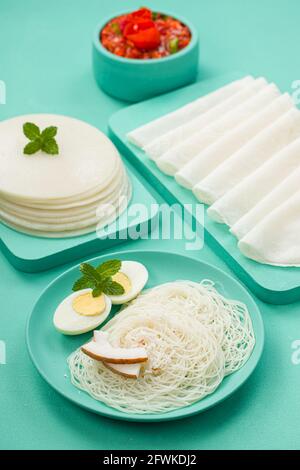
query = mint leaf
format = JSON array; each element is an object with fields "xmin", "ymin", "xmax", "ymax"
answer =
[
  {"xmin": 72, "ymin": 276, "xmax": 94, "ymax": 292},
  {"xmin": 41, "ymin": 138, "xmax": 59, "ymax": 155},
  {"xmin": 23, "ymin": 140, "xmax": 42, "ymax": 155},
  {"xmin": 96, "ymin": 259, "xmax": 121, "ymax": 278},
  {"xmin": 80, "ymin": 263, "xmax": 102, "ymax": 284},
  {"xmin": 23, "ymin": 122, "xmax": 41, "ymax": 141},
  {"xmin": 41, "ymin": 126, "xmax": 57, "ymax": 140},
  {"xmin": 92, "ymin": 287, "xmax": 103, "ymax": 298},
  {"xmin": 102, "ymin": 279, "xmax": 125, "ymax": 296}
]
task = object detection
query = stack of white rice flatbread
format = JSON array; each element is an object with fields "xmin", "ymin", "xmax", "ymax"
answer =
[
  {"xmin": 0, "ymin": 114, "xmax": 131, "ymax": 238},
  {"xmin": 127, "ymin": 76, "xmax": 300, "ymax": 267}
]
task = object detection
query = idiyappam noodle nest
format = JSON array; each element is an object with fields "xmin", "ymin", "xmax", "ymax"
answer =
[{"xmin": 68, "ymin": 280, "xmax": 255, "ymax": 414}]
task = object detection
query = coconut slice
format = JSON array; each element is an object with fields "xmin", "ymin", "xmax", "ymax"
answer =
[
  {"xmin": 93, "ymin": 330, "xmax": 109, "ymax": 343},
  {"xmin": 82, "ymin": 338, "xmax": 148, "ymax": 364},
  {"xmin": 103, "ymin": 362, "xmax": 142, "ymax": 379},
  {"xmin": 93, "ymin": 330, "xmax": 142, "ymax": 378}
]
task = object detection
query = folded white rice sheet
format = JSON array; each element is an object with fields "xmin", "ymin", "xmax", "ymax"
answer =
[
  {"xmin": 128, "ymin": 74, "xmax": 300, "ymax": 267},
  {"xmin": 143, "ymin": 77, "xmax": 266, "ymax": 160},
  {"xmin": 156, "ymin": 82, "xmax": 280, "ymax": 176},
  {"xmin": 230, "ymin": 166, "xmax": 300, "ymax": 240},
  {"xmin": 208, "ymin": 136, "xmax": 300, "ymax": 226},
  {"xmin": 126, "ymin": 76, "xmax": 254, "ymax": 148},
  {"xmin": 193, "ymin": 107, "xmax": 300, "ymax": 204},
  {"xmin": 175, "ymin": 93, "xmax": 293, "ymax": 189},
  {"xmin": 238, "ymin": 190, "xmax": 300, "ymax": 267}
]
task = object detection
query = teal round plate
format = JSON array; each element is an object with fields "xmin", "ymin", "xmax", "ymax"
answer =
[{"xmin": 26, "ymin": 250, "xmax": 264, "ymax": 422}]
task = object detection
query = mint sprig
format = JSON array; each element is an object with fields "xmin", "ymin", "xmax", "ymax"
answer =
[
  {"xmin": 23, "ymin": 122, "xmax": 59, "ymax": 156},
  {"xmin": 72, "ymin": 260, "xmax": 125, "ymax": 297}
]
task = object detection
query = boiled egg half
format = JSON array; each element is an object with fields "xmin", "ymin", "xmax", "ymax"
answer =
[
  {"xmin": 53, "ymin": 288, "xmax": 112, "ymax": 335},
  {"xmin": 109, "ymin": 261, "xmax": 148, "ymax": 305}
]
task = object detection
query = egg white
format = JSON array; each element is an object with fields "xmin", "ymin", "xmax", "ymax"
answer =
[
  {"xmin": 109, "ymin": 261, "xmax": 149, "ymax": 305},
  {"xmin": 53, "ymin": 288, "xmax": 112, "ymax": 335}
]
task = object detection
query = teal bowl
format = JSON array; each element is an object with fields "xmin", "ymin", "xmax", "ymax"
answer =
[{"xmin": 92, "ymin": 10, "xmax": 199, "ymax": 102}]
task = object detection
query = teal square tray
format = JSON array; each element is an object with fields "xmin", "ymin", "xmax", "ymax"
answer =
[
  {"xmin": 0, "ymin": 161, "xmax": 159, "ymax": 273},
  {"xmin": 109, "ymin": 73, "xmax": 300, "ymax": 305}
]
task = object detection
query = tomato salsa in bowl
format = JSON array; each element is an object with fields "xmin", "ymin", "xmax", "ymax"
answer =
[
  {"xmin": 92, "ymin": 8, "xmax": 199, "ymax": 102},
  {"xmin": 100, "ymin": 8, "xmax": 192, "ymax": 60}
]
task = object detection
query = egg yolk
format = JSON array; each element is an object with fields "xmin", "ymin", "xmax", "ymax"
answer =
[
  {"xmin": 72, "ymin": 292, "xmax": 106, "ymax": 316},
  {"xmin": 112, "ymin": 272, "xmax": 131, "ymax": 294}
]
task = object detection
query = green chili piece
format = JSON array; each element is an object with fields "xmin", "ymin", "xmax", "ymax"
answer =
[{"xmin": 169, "ymin": 37, "xmax": 179, "ymax": 54}]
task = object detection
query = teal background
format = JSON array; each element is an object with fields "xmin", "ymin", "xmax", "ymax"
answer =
[{"xmin": 0, "ymin": 0, "xmax": 300, "ymax": 450}]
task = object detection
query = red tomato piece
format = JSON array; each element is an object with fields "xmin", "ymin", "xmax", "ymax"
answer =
[
  {"xmin": 131, "ymin": 8, "xmax": 152, "ymax": 20},
  {"xmin": 124, "ymin": 19, "xmax": 161, "ymax": 51}
]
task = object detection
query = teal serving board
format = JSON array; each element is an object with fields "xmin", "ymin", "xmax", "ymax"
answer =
[
  {"xmin": 0, "ymin": 161, "xmax": 159, "ymax": 273},
  {"xmin": 109, "ymin": 73, "xmax": 300, "ymax": 305}
]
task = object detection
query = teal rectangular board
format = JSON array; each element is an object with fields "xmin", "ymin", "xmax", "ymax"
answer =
[
  {"xmin": 109, "ymin": 73, "xmax": 300, "ymax": 305},
  {"xmin": 0, "ymin": 161, "xmax": 159, "ymax": 273}
]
